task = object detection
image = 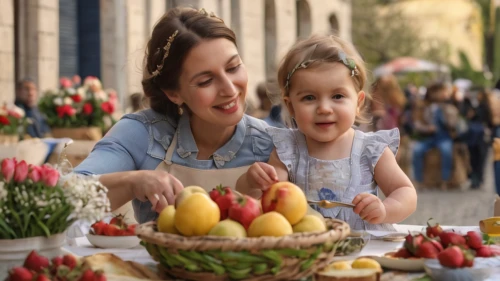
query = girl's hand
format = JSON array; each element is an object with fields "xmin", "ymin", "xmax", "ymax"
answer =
[
  {"xmin": 130, "ymin": 170, "xmax": 184, "ymax": 213},
  {"xmin": 352, "ymin": 193, "xmax": 387, "ymax": 224},
  {"xmin": 247, "ymin": 162, "xmax": 279, "ymax": 190}
]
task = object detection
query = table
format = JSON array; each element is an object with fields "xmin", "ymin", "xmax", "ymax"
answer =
[{"xmin": 62, "ymin": 224, "xmax": 496, "ymax": 281}]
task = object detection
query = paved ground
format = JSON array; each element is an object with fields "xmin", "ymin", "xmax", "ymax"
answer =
[{"xmin": 400, "ymin": 151, "xmax": 498, "ymax": 226}]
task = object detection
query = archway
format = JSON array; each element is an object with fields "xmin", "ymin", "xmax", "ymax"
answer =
[
  {"xmin": 329, "ymin": 13, "xmax": 339, "ymax": 35},
  {"xmin": 296, "ymin": 0, "xmax": 312, "ymax": 40}
]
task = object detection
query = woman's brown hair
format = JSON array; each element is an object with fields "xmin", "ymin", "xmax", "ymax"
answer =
[
  {"xmin": 275, "ymin": 34, "xmax": 371, "ymax": 125},
  {"xmin": 142, "ymin": 7, "xmax": 237, "ymax": 121}
]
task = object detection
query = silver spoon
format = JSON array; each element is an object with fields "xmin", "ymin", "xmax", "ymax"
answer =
[{"xmin": 307, "ymin": 199, "xmax": 355, "ymax": 209}]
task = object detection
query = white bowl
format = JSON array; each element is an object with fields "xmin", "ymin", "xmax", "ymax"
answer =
[
  {"xmin": 424, "ymin": 257, "xmax": 500, "ymax": 281},
  {"xmin": 368, "ymin": 252, "xmax": 426, "ymax": 272},
  {"xmin": 86, "ymin": 234, "xmax": 141, "ymax": 249}
]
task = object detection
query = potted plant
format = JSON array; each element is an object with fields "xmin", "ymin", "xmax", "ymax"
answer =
[
  {"xmin": 39, "ymin": 76, "xmax": 118, "ymax": 140},
  {"xmin": 0, "ymin": 104, "xmax": 26, "ymax": 144},
  {"xmin": 0, "ymin": 157, "xmax": 110, "ymax": 274}
]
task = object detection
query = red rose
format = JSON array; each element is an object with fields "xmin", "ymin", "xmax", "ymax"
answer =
[
  {"xmin": 56, "ymin": 105, "xmax": 77, "ymax": 118},
  {"xmin": 82, "ymin": 103, "xmax": 93, "ymax": 115},
  {"xmin": 70, "ymin": 94, "xmax": 82, "ymax": 103},
  {"xmin": 101, "ymin": 101, "xmax": 115, "ymax": 114},
  {"xmin": 0, "ymin": 116, "xmax": 10, "ymax": 125}
]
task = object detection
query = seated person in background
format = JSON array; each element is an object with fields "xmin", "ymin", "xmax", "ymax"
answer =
[{"xmin": 15, "ymin": 78, "xmax": 51, "ymax": 138}]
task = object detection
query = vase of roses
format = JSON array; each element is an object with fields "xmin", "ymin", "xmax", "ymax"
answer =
[
  {"xmin": 0, "ymin": 104, "xmax": 26, "ymax": 144},
  {"xmin": 0, "ymin": 157, "xmax": 110, "ymax": 277},
  {"xmin": 39, "ymin": 76, "xmax": 118, "ymax": 140}
]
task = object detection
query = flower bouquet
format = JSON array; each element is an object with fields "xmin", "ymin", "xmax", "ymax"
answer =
[
  {"xmin": 39, "ymin": 76, "xmax": 118, "ymax": 140},
  {"xmin": 0, "ymin": 158, "xmax": 110, "ymax": 240},
  {"xmin": 0, "ymin": 104, "xmax": 26, "ymax": 143}
]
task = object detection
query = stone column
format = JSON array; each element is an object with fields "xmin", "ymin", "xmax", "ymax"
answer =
[
  {"xmin": 0, "ymin": 0, "xmax": 15, "ymax": 104},
  {"xmin": 15, "ymin": 0, "xmax": 59, "ymax": 95},
  {"xmin": 35, "ymin": 0, "xmax": 59, "ymax": 93},
  {"xmin": 125, "ymin": 0, "xmax": 147, "ymax": 98},
  {"xmin": 100, "ymin": 0, "xmax": 128, "ymax": 108},
  {"xmin": 234, "ymin": 0, "xmax": 265, "ymax": 106}
]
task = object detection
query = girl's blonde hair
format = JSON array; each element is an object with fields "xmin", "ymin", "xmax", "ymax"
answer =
[{"xmin": 275, "ymin": 34, "xmax": 371, "ymax": 125}]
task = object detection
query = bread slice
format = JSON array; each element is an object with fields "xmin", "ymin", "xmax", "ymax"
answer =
[
  {"xmin": 314, "ymin": 268, "xmax": 381, "ymax": 281},
  {"xmin": 83, "ymin": 253, "xmax": 160, "ymax": 280}
]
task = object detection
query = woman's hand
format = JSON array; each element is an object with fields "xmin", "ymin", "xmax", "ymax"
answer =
[
  {"xmin": 246, "ymin": 162, "xmax": 278, "ymax": 190},
  {"xmin": 130, "ymin": 170, "xmax": 184, "ymax": 213},
  {"xmin": 352, "ymin": 193, "xmax": 387, "ymax": 224}
]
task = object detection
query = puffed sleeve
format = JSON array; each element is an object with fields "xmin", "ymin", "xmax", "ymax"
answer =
[
  {"xmin": 361, "ymin": 128, "xmax": 400, "ymax": 173},
  {"xmin": 74, "ymin": 118, "xmax": 150, "ymax": 175},
  {"xmin": 265, "ymin": 127, "xmax": 298, "ymax": 164}
]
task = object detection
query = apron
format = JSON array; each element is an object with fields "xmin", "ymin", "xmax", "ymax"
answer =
[{"xmin": 121, "ymin": 130, "xmax": 252, "ymax": 223}]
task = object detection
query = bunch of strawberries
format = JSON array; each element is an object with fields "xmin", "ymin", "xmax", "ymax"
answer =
[
  {"xmin": 6, "ymin": 250, "xmax": 105, "ymax": 281},
  {"xmin": 392, "ymin": 219, "xmax": 498, "ymax": 268},
  {"xmin": 90, "ymin": 215, "xmax": 136, "ymax": 236},
  {"xmin": 209, "ymin": 185, "xmax": 260, "ymax": 230}
]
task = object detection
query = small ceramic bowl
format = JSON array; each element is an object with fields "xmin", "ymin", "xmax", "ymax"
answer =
[
  {"xmin": 424, "ymin": 257, "xmax": 500, "ymax": 281},
  {"xmin": 86, "ymin": 234, "xmax": 141, "ymax": 249}
]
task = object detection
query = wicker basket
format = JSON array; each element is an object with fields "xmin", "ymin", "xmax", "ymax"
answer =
[{"xmin": 136, "ymin": 218, "xmax": 351, "ymax": 281}]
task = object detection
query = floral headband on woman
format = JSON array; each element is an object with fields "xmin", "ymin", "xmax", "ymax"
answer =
[
  {"xmin": 284, "ymin": 45, "xmax": 359, "ymax": 91},
  {"xmin": 151, "ymin": 8, "xmax": 223, "ymax": 78}
]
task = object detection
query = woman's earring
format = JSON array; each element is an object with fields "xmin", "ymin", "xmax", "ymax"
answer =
[{"xmin": 178, "ymin": 105, "xmax": 184, "ymax": 115}]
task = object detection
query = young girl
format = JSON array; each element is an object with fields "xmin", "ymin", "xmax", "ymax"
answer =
[{"xmin": 236, "ymin": 35, "xmax": 417, "ymax": 231}]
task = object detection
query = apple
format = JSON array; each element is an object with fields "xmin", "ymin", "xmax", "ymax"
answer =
[
  {"xmin": 261, "ymin": 181, "xmax": 308, "ymax": 225},
  {"xmin": 174, "ymin": 185, "xmax": 208, "ymax": 208}
]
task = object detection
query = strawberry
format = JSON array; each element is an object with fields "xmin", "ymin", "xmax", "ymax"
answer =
[
  {"xmin": 62, "ymin": 254, "xmax": 78, "ymax": 269},
  {"xmin": 90, "ymin": 221, "xmax": 107, "ymax": 235},
  {"xmin": 228, "ymin": 194, "xmax": 261, "ymax": 230},
  {"xmin": 404, "ymin": 233, "xmax": 424, "ymax": 255},
  {"xmin": 8, "ymin": 267, "xmax": 33, "ymax": 281},
  {"xmin": 429, "ymin": 239, "xmax": 444, "ymax": 253},
  {"xmin": 439, "ymin": 231, "xmax": 466, "ymax": 248},
  {"xmin": 109, "ymin": 214, "xmax": 125, "ymax": 227},
  {"xmin": 124, "ymin": 224, "xmax": 137, "ymax": 236},
  {"xmin": 35, "ymin": 274, "xmax": 51, "ymax": 281},
  {"xmin": 464, "ymin": 231, "xmax": 483, "ymax": 250},
  {"xmin": 426, "ymin": 218, "xmax": 443, "ymax": 238},
  {"xmin": 393, "ymin": 248, "xmax": 412, "ymax": 258},
  {"xmin": 24, "ymin": 250, "xmax": 50, "ymax": 273},
  {"xmin": 209, "ymin": 184, "xmax": 236, "ymax": 220},
  {"xmin": 51, "ymin": 256, "xmax": 64, "ymax": 274},
  {"xmin": 461, "ymin": 248, "xmax": 475, "ymax": 268},
  {"xmin": 103, "ymin": 224, "xmax": 121, "ymax": 236},
  {"xmin": 78, "ymin": 269, "xmax": 95, "ymax": 281},
  {"xmin": 93, "ymin": 270, "xmax": 107, "ymax": 281},
  {"xmin": 438, "ymin": 246, "xmax": 464, "ymax": 268},
  {"xmin": 476, "ymin": 246, "xmax": 493, "ymax": 257},
  {"xmin": 415, "ymin": 241, "xmax": 440, "ymax": 259}
]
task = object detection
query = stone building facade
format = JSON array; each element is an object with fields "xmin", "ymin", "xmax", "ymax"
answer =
[{"xmin": 0, "ymin": 0, "xmax": 352, "ymax": 107}]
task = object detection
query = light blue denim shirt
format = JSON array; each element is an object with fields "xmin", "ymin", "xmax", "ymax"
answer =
[{"xmin": 74, "ymin": 109, "xmax": 274, "ymax": 222}]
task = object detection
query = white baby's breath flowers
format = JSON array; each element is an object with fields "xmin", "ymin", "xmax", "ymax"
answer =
[{"xmin": 60, "ymin": 173, "xmax": 110, "ymax": 222}]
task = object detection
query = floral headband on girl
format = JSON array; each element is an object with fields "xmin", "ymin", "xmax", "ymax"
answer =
[{"xmin": 284, "ymin": 47, "xmax": 359, "ymax": 91}]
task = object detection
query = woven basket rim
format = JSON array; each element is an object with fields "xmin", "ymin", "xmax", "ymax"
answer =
[{"xmin": 136, "ymin": 218, "xmax": 350, "ymax": 251}]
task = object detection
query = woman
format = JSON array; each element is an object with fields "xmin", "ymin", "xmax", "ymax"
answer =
[{"xmin": 75, "ymin": 8, "xmax": 274, "ymax": 223}]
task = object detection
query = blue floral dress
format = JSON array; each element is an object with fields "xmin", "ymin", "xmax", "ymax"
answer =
[{"xmin": 266, "ymin": 127, "xmax": 400, "ymax": 231}]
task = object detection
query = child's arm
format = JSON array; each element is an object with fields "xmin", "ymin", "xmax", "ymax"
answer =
[
  {"xmin": 353, "ymin": 147, "xmax": 417, "ymax": 224},
  {"xmin": 235, "ymin": 149, "xmax": 289, "ymax": 198}
]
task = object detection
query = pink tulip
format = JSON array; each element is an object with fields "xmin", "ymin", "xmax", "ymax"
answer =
[
  {"xmin": 1, "ymin": 158, "xmax": 16, "ymax": 182},
  {"xmin": 13, "ymin": 160, "xmax": 28, "ymax": 183},
  {"xmin": 41, "ymin": 166, "xmax": 59, "ymax": 187},
  {"xmin": 28, "ymin": 165, "xmax": 42, "ymax": 183}
]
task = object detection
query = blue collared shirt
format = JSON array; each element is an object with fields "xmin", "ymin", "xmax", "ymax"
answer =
[{"xmin": 75, "ymin": 109, "xmax": 274, "ymax": 174}]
